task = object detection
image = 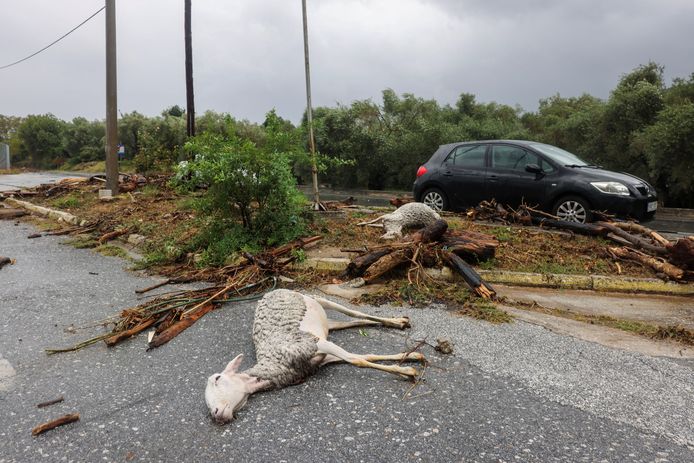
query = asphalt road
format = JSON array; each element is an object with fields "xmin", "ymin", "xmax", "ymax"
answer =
[{"xmin": 1, "ymin": 221, "xmax": 693, "ymax": 462}]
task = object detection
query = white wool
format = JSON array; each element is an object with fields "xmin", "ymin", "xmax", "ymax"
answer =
[{"xmin": 380, "ymin": 203, "xmax": 441, "ymax": 239}]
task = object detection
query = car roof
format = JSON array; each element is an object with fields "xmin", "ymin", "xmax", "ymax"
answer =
[{"xmin": 438, "ymin": 140, "xmax": 539, "ymax": 150}]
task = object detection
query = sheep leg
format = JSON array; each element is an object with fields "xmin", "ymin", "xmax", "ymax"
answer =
[
  {"xmin": 327, "ymin": 319, "xmax": 381, "ymax": 331},
  {"xmin": 315, "ymin": 297, "xmax": 410, "ymax": 329},
  {"xmin": 319, "ymin": 351, "xmax": 425, "ymax": 366},
  {"xmin": 315, "ymin": 339, "xmax": 418, "ymax": 379}
]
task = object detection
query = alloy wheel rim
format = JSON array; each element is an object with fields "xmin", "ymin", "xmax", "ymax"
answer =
[
  {"xmin": 556, "ymin": 201, "xmax": 587, "ymax": 223},
  {"xmin": 423, "ymin": 192, "xmax": 444, "ymax": 211}
]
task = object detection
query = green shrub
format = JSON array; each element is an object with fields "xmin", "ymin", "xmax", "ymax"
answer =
[{"xmin": 174, "ymin": 131, "xmax": 307, "ymax": 263}]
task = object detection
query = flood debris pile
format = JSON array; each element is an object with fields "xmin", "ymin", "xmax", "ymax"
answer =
[
  {"xmin": 466, "ymin": 199, "xmax": 694, "ymax": 282},
  {"xmin": 46, "ymin": 235, "xmax": 321, "ymax": 354},
  {"xmin": 346, "ymin": 218, "xmax": 500, "ymax": 299}
]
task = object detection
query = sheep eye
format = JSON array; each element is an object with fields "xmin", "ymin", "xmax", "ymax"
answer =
[{"xmin": 215, "ymin": 375, "xmax": 221, "ymax": 383}]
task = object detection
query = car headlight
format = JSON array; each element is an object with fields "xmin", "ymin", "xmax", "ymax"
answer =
[{"xmin": 590, "ymin": 181, "xmax": 631, "ymax": 196}]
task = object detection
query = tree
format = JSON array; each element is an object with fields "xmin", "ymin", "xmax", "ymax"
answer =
[
  {"xmin": 17, "ymin": 114, "xmax": 66, "ymax": 168},
  {"xmin": 634, "ymin": 102, "xmax": 694, "ymax": 207},
  {"xmin": 63, "ymin": 117, "xmax": 105, "ymax": 164}
]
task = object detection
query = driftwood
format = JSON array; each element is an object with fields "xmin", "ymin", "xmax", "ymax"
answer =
[
  {"xmin": 343, "ymin": 248, "xmax": 393, "ymax": 278},
  {"xmin": 149, "ymin": 301, "xmax": 216, "ymax": 349},
  {"xmin": 0, "ymin": 257, "xmax": 15, "ymax": 269},
  {"xmin": 36, "ymin": 397, "xmax": 65, "ymax": 408},
  {"xmin": 609, "ymin": 247, "xmax": 684, "ymax": 280},
  {"xmin": 135, "ymin": 279, "xmax": 173, "ymax": 294},
  {"xmin": 532, "ymin": 217, "xmax": 609, "ymax": 236},
  {"xmin": 363, "ymin": 249, "xmax": 412, "ymax": 283},
  {"xmin": 0, "ymin": 208, "xmax": 28, "ymax": 219},
  {"xmin": 390, "ymin": 196, "xmax": 414, "ymax": 207},
  {"xmin": 667, "ymin": 238, "xmax": 694, "ymax": 270},
  {"xmin": 597, "ymin": 222, "xmax": 667, "ymax": 255},
  {"xmin": 410, "ymin": 219, "xmax": 448, "ymax": 243},
  {"xmin": 323, "ymin": 196, "xmax": 357, "ymax": 210},
  {"xmin": 611, "ymin": 222, "xmax": 670, "ymax": 246},
  {"xmin": 443, "ymin": 251, "xmax": 497, "ymax": 299},
  {"xmin": 346, "ymin": 218, "xmax": 497, "ymax": 296},
  {"xmin": 32, "ymin": 413, "xmax": 80, "ymax": 436},
  {"xmin": 98, "ymin": 228, "xmax": 129, "ymax": 244},
  {"xmin": 104, "ymin": 318, "xmax": 156, "ymax": 346}
]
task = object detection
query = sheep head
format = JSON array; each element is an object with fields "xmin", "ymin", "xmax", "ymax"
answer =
[{"xmin": 205, "ymin": 354, "xmax": 271, "ymax": 423}]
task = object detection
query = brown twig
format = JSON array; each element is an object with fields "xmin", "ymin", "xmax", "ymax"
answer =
[
  {"xmin": 36, "ymin": 396, "xmax": 64, "ymax": 408},
  {"xmin": 32, "ymin": 413, "xmax": 80, "ymax": 436}
]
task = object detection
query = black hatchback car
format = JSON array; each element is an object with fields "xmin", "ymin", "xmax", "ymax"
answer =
[{"xmin": 413, "ymin": 140, "xmax": 658, "ymax": 223}]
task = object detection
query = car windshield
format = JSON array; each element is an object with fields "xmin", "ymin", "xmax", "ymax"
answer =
[{"xmin": 529, "ymin": 143, "xmax": 588, "ymax": 166}]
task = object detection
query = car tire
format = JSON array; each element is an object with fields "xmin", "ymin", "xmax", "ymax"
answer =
[
  {"xmin": 552, "ymin": 196, "xmax": 592, "ymax": 223},
  {"xmin": 421, "ymin": 188, "xmax": 448, "ymax": 212}
]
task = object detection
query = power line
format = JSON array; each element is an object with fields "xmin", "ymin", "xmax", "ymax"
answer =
[{"xmin": 0, "ymin": 6, "xmax": 105, "ymax": 71}]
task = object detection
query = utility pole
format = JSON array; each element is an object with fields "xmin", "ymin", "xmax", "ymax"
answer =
[
  {"xmin": 105, "ymin": 0, "xmax": 119, "ymax": 194},
  {"xmin": 184, "ymin": 0, "xmax": 195, "ymax": 137},
  {"xmin": 301, "ymin": 0, "xmax": 323, "ymax": 210}
]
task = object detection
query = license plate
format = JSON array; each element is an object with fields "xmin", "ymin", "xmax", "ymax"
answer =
[{"xmin": 647, "ymin": 201, "xmax": 657, "ymax": 212}]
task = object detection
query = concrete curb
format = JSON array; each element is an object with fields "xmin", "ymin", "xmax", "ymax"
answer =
[{"xmin": 296, "ymin": 257, "xmax": 694, "ymax": 295}]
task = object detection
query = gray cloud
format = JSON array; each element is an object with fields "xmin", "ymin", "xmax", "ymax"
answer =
[{"xmin": 0, "ymin": 0, "xmax": 692, "ymax": 123}]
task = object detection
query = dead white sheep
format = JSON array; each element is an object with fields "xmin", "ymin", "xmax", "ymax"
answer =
[
  {"xmin": 205, "ymin": 289, "xmax": 425, "ymax": 423},
  {"xmin": 358, "ymin": 202, "xmax": 441, "ymax": 239}
]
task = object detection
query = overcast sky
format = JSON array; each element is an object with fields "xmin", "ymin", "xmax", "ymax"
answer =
[{"xmin": 1, "ymin": 0, "xmax": 692, "ymax": 123}]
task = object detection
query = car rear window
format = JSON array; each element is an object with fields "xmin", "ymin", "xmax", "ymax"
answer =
[{"xmin": 446, "ymin": 145, "xmax": 486, "ymax": 168}]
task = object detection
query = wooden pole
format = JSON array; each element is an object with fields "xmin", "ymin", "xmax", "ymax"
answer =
[
  {"xmin": 184, "ymin": 0, "xmax": 195, "ymax": 137},
  {"xmin": 105, "ymin": 0, "xmax": 119, "ymax": 194},
  {"xmin": 301, "ymin": 0, "xmax": 322, "ymax": 210}
]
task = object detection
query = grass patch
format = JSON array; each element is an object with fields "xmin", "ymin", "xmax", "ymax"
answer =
[
  {"xmin": 51, "ymin": 194, "xmax": 82, "ymax": 209},
  {"xmin": 512, "ymin": 299, "xmax": 694, "ymax": 346},
  {"xmin": 457, "ymin": 300, "xmax": 513, "ymax": 324},
  {"xmin": 63, "ymin": 236, "xmax": 98, "ymax": 249},
  {"xmin": 95, "ymin": 244, "xmax": 130, "ymax": 259}
]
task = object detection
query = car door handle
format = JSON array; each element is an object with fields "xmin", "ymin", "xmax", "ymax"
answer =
[
  {"xmin": 443, "ymin": 171, "xmax": 453, "ymax": 176},
  {"xmin": 487, "ymin": 175, "xmax": 499, "ymax": 182}
]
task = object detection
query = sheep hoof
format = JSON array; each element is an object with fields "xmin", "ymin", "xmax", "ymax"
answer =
[{"xmin": 388, "ymin": 316, "xmax": 410, "ymax": 329}]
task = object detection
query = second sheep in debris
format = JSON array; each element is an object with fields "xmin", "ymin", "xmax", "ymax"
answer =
[{"xmin": 358, "ymin": 202, "xmax": 441, "ymax": 239}]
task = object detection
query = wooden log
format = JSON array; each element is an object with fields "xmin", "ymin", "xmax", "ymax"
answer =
[
  {"xmin": 0, "ymin": 208, "xmax": 28, "ymax": 219},
  {"xmin": 342, "ymin": 248, "xmax": 393, "ymax": 278},
  {"xmin": 104, "ymin": 318, "xmax": 157, "ymax": 347},
  {"xmin": 0, "ymin": 256, "xmax": 15, "ymax": 269},
  {"xmin": 410, "ymin": 219, "xmax": 448, "ymax": 243},
  {"xmin": 148, "ymin": 302, "xmax": 215, "ymax": 349},
  {"xmin": 98, "ymin": 228, "xmax": 129, "ymax": 244},
  {"xmin": 4, "ymin": 197, "xmax": 83, "ymax": 225},
  {"xmin": 135, "ymin": 279, "xmax": 173, "ymax": 294},
  {"xmin": 609, "ymin": 246, "xmax": 684, "ymax": 280},
  {"xmin": 389, "ymin": 196, "xmax": 414, "ymax": 207},
  {"xmin": 598, "ymin": 222, "xmax": 667, "ymax": 255},
  {"xmin": 32, "ymin": 413, "xmax": 80, "ymax": 436},
  {"xmin": 443, "ymin": 251, "xmax": 497, "ymax": 299},
  {"xmin": 532, "ymin": 217, "xmax": 610, "ymax": 236},
  {"xmin": 363, "ymin": 249, "xmax": 412, "ymax": 283},
  {"xmin": 668, "ymin": 238, "xmax": 694, "ymax": 270},
  {"xmin": 611, "ymin": 222, "xmax": 670, "ymax": 246}
]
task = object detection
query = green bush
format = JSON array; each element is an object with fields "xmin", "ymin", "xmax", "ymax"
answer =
[{"xmin": 174, "ymin": 131, "xmax": 307, "ymax": 263}]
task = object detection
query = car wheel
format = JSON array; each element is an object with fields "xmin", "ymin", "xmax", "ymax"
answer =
[
  {"xmin": 422, "ymin": 188, "xmax": 448, "ymax": 212},
  {"xmin": 553, "ymin": 196, "xmax": 591, "ymax": 223}
]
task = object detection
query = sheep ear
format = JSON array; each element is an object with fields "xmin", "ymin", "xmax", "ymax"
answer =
[{"xmin": 223, "ymin": 354, "xmax": 244, "ymax": 374}]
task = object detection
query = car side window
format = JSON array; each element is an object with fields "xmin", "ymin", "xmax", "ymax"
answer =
[
  {"xmin": 446, "ymin": 145, "xmax": 486, "ymax": 168},
  {"xmin": 492, "ymin": 145, "xmax": 541, "ymax": 171}
]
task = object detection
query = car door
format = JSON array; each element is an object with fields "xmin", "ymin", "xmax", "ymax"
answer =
[
  {"xmin": 440, "ymin": 144, "xmax": 488, "ymax": 209},
  {"xmin": 488, "ymin": 144, "xmax": 549, "ymax": 207}
]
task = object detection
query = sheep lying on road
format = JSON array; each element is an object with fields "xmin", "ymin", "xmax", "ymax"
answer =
[{"xmin": 205, "ymin": 289, "xmax": 425, "ymax": 423}]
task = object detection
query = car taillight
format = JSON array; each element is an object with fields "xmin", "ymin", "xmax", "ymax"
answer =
[{"xmin": 416, "ymin": 165, "xmax": 427, "ymax": 177}]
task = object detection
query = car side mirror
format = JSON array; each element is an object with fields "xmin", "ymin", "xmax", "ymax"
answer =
[{"xmin": 525, "ymin": 164, "xmax": 543, "ymax": 174}]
